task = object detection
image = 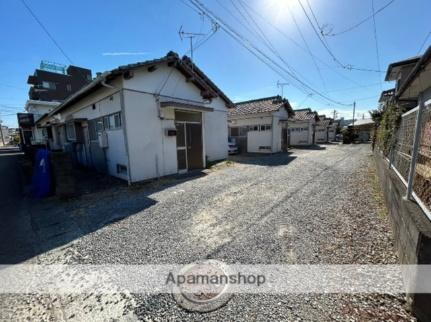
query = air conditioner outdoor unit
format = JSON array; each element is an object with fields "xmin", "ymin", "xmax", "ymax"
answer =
[{"xmin": 98, "ymin": 131, "xmax": 108, "ymax": 148}]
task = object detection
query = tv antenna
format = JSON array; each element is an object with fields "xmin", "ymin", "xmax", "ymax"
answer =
[
  {"xmin": 179, "ymin": 26, "xmax": 205, "ymax": 70},
  {"xmin": 277, "ymin": 81, "xmax": 289, "ymax": 98}
]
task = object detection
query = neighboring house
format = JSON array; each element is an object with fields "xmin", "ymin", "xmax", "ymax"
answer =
[
  {"xmin": 314, "ymin": 115, "xmax": 333, "ymax": 144},
  {"xmin": 394, "ymin": 46, "xmax": 431, "ymax": 103},
  {"xmin": 227, "ymin": 96, "xmax": 293, "ymax": 153},
  {"xmin": 18, "ymin": 61, "xmax": 92, "ymax": 149},
  {"xmin": 288, "ymin": 108, "xmax": 319, "ymax": 146},
  {"xmin": 0, "ymin": 125, "xmax": 10, "ymax": 146},
  {"xmin": 328, "ymin": 121, "xmax": 338, "ymax": 141},
  {"xmin": 36, "ymin": 51, "xmax": 233, "ymax": 183},
  {"xmin": 348, "ymin": 118, "xmax": 375, "ymax": 142},
  {"xmin": 18, "ymin": 100, "xmax": 61, "ymax": 146}
]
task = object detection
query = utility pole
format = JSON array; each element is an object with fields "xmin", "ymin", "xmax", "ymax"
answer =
[
  {"xmin": 178, "ymin": 26, "xmax": 205, "ymax": 72},
  {"xmin": 0, "ymin": 120, "xmax": 5, "ymax": 146},
  {"xmin": 352, "ymin": 101, "xmax": 356, "ymax": 127},
  {"xmin": 332, "ymin": 109, "xmax": 338, "ymax": 120},
  {"xmin": 277, "ymin": 81, "xmax": 289, "ymax": 98}
]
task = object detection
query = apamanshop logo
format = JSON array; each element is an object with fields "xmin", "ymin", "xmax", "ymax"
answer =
[
  {"xmin": 169, "ymin": 260, "xmax": 265, "ymax": 312},
  {"xmin": 166, "ymin": 271, "xmax": 266, "ymax": 287}
]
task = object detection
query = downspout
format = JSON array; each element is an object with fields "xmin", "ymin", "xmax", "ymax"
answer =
[
  {"xmin": 271, "ymin": 115, "xmax": 275, "ymax": 153},
  {"xmin": 120, "ymin": 89, "xmax": 132, "ymax": 185},
  {"xmin": 102, "ymin": 78, "xmax": 132, "ymax": 185},
  {"xmin": 154, "ymin": 95, "xmax": 165, "ymax": 178}
]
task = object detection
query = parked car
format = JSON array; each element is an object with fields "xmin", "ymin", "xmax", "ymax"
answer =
[{"xmin": 228, "ymin": 137, "xmax": 239, "ymax": 155}]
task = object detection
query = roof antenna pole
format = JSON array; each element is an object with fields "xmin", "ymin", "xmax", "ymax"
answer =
[
  {"xmin": 178, "ymin": 26, "xmax": 205, "ymax": 73},
  {"xmin": 277, "ymin": 81, "xmax": 289, "ymax": 98}
]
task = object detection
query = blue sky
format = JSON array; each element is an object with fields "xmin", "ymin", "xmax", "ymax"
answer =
[{"xmin": 0, "ymin": 0, "xmax": 430, "ymax": 127}]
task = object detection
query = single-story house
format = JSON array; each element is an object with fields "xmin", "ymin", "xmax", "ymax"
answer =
[
  {"xmin": 348, "ymin": 118, "xmax": 375, "ymax": 142},
  {"xmin": 288, "ymin": 108, "xmax": 319, "ymax": 146},
  {"xmin": 227, "ymin": 96, "xmax": 294, "ymax": 153},
  {"xmin": 328, "ymin": 121, "xmax": 338, "ymax": 141},
  {"xmin": 36, "ymin": 51, "xmax": 233, "ymax": 183},
  {"xmin": 315, "ymin": 115, "xmax": 334, "ymax": 144},
  {"xmin": 18, "ymin": 100, "xmax": 61, "ymax": 148}
]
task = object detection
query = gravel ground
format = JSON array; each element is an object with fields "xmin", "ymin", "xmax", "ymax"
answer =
[{"xmin": 1, "ymin": 143, "xmax": 415, "ymax": 321}]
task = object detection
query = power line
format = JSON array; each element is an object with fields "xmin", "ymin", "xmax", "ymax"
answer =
[
  {"xmin": 297, "ymin": 0, "xmax": 384, "ymax": 73},
  {"xmin": 218, "ymin": 0, "xmax": 305, "ymax": 83},
  {"xmin": 325, "ymin": 82, "xmax": 382, "ymax": 93},
  {"xmin": 187, "ymin": 0, "xmax": 352, "ymax": 106},
  {"xmin": 328, "ymin": 0, "xmax": 395, "ymax": 37},
  {"xmin": 417, "ymin": 31, "xmax": 431, "ymax": 55},
  {"xmin": 237, "ymin": 0, "xmax": 364, "ymax": 87},
  {"xmin": 371, "ymin": 0, "xmax": 383, "ymax": 90},
  {"xmin": 20, "ymin": 0, "xmax": 74, "ymax": 64},
  {"xmin": 286, "ymin": 1, "xmax": 327, "ymax": 91}
]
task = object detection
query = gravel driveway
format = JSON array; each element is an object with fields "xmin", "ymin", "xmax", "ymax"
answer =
[{"xmin": 3, "ymin": 144, "xmax": 414, "ymax": 321}]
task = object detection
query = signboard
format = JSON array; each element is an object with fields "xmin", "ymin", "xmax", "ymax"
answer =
[{"xmin": 17, "ymin": 113, "xmax": 35, "ymax": 127}]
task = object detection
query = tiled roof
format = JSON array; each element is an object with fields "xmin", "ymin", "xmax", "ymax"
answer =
[
  {"xmin": 44, "ymin": 51, "xmax": 233, "ymax": 119},
  {"xmin": 229, "ymin": 96, "xmax": 292, "ymax": 117},
  {"xmin": 290, "ymin": 108, "xmax": 318, "ymax": 121},
  {"xmin": 316, "ymin": 119, "xmax": 332, "ymax": 127}
]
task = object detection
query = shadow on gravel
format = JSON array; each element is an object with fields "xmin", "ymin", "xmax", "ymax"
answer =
[
  {"xmin": 289, "ymin": 144, "xmax": 327, "ymax": 150},
  {"xmin": 1, "ymin": 167, "xmax": 207, "ymax": 264},
  {"xmin": 229, "ymin": 152, "xmax": 297, "ymax": 167}
]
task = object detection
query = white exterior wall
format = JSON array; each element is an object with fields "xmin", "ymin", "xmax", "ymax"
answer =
[
  {"xmin": 122, "ymin": 65, "xmax": 228, "ymax": 182},
  {"xmin": 288, "ymin": 121, "xmax": 313, "ymax": 145},
  {"xmin": 229, "ymin": 109, "xmax": 288, "ymax": 153},
  {"xmin": 247, "ymin": 131, "xmax": 272, "ymax": 153},
  {"xmin": 328, "ymin": 125, "xmax": 336, "ymax": 141},
  {"xmin": 315, "ymin": 126, "xmax": 328, "ymax": 143},
  {"xmin": 40, "ymin": 64, "xmax": 229, "ymax": 183},
  {"xmin": 49, "ymin": 80, "xmax": 129, "ymax": 181}
]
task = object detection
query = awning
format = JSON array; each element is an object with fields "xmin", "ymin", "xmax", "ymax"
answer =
[{"xmin": 160, "ymin": 101, "xmax": 214, "ymax": 112}]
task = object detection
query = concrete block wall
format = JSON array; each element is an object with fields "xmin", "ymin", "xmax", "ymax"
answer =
[{"xmin": 374, "ymin": 151, "xmax": 431, "ymax": 321}]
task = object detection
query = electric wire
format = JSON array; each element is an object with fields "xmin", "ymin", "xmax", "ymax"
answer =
[{"xmin": 188, "ymin": 0, "xmax": 352, "ymax": 106}]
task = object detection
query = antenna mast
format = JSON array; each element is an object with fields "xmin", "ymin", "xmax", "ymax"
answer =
[
  {"xmin": 178, "ymin": 26, "xmax": 205, "ymax": 71},
  {"xmin": 277, "ymin": 81, "xmax": 289, "ymax": 98}
]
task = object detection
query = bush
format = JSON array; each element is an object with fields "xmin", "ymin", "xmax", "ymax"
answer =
[{"xmin": 375, "ymin": 103, "xmax": 405, "ymax": 156}]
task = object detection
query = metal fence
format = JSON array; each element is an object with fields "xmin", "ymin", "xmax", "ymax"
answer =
[{"xmin": 389, "ymin": 101, "xmax": 431, "ymax": 220}]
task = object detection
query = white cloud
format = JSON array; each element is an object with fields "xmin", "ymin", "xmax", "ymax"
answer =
[
  {"xmin": 102, "ymin": 52, "xmax": 149, "ymax": 56},
  {"xmin": 315, "ymin": 108, "xmax": 371, "ymax": 120}
]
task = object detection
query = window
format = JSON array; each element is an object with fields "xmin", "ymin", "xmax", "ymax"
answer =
[
  {"xmin": 66, "ymin": 84, "xmax": 72, "ymax": 92},
  {"xmin": 96, "ymin": 118, "xmax": 104, "ymax": 133},
  {"xmin": 41, "ymin": 81, "xmax": 56, "ymax": 90},
  {"xmin": 103, "ymin": 115, "xmax": 110, "ymax": 130},
  {"xmin": 117, "ymin": 164, "xmax": 127, "ymax": 175},
  {"xmin": 260, "ymin": 124, "xmax": 271, "ymax": 131},
  {"xmin": 114, "ymin": 113, "xmax": 122, "ymax": 128},
  {"xmin": 66, "ymin": 122, "xmax": 76, "ymax": 140},
  {"xmin": 91, "ymin": 112, "xmax": 121, "ymax": 135}
]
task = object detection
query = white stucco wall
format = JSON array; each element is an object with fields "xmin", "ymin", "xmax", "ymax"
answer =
[
  {"xmin": 122, "ymin": 65, "xmax": 229, "ymax": 181},
  {"xmin": 315, "ymin": 126, "xmax": 328, "ymax": 143},
  {"xmin": 229, "ymin": 108, "xmax": 288, "ymax": 153},
  {"xmin": 247, "ymin": 130, "xmax": 272, "ymax": 153},
  {"xmin": 41, "ymin": 63, "xmax": 230, "ymax": 183},
  {"xmin": 52, "ymin": 85, "xmax": 129, "ymax": 181},
  {"xmin": 288, "ymin": 121, "xmax": 313, "ymax": 145},
  {"xmin": 122, "ymin": 90, "xmax": 177, "ymax": 182}
]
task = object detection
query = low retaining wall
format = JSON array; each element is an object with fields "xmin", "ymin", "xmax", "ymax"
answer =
[{"xmin": 374, "ymin": 151, "xmax": 431, "ymax": 321}]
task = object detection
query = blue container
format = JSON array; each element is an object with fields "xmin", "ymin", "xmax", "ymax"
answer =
[{"xmin": 31, "ymin": 149, "xmax": 52, "ymax": 198}]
